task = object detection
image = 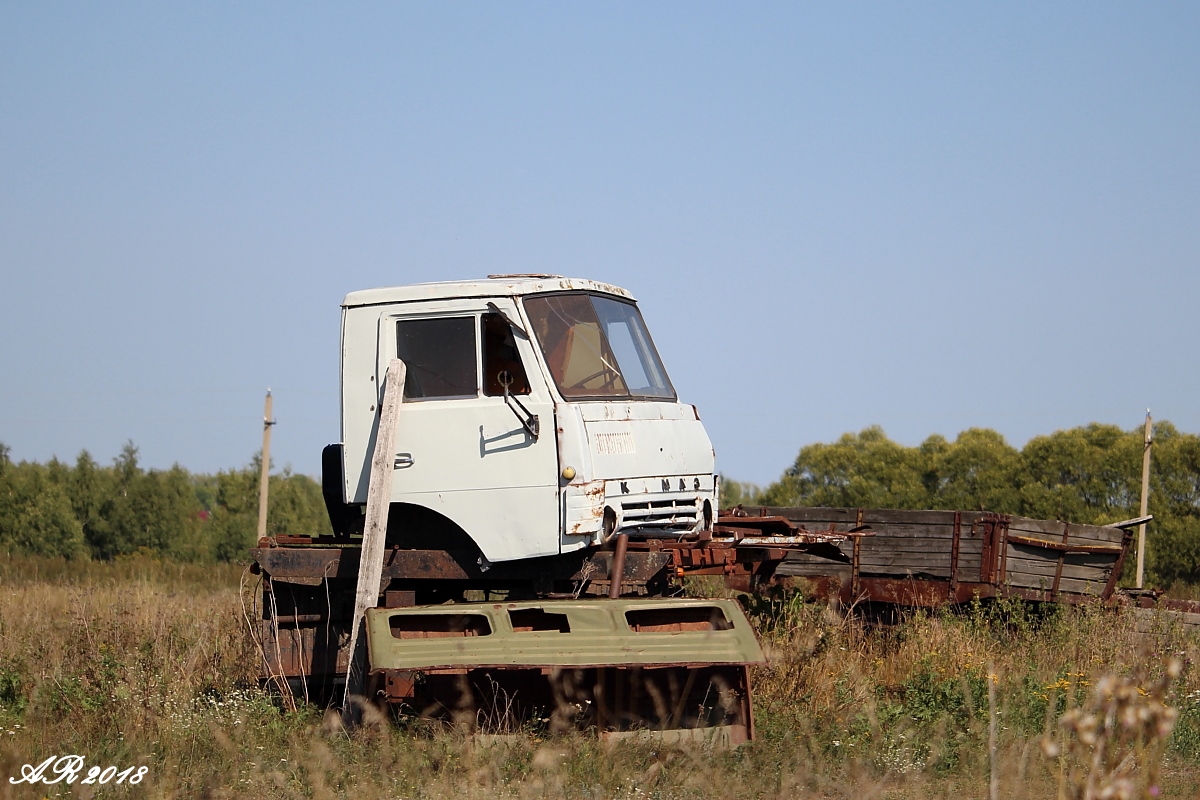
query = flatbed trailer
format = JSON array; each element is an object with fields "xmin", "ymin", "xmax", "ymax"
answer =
[{"xmin": 747, "ymin": 506, "xmax": 1138, "ymax": 606}]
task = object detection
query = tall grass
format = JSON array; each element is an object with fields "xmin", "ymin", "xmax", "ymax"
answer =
[{"xmin": 0, "ymin": 557, "xmax": 1197, "ymax": 798}]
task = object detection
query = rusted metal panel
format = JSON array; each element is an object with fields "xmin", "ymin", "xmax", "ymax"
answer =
[
  {"xmin": 359, "ymin": 597, "xmax": 760, "ymax": 742},
  {"xmin": 980, "ymin": 515, "xmax": 1005, "ymax": 584},
  {"xmin": 253, "ymin": 547, "xmax": 473, "ymax": 580},
  {"xmin": 564, "ymin": 479, "xmax": 606, "ymax": 538},
  {"xmin": 715, "ymin": 509, "xmax": 868, "ymax": 545},
  {"xmin": 253, "ymin": 544, "xmax": 675, "ymax": 587},
  {"xmin": 365, "ymin": 598, "xmax": 764, "ymax": 672},
  {"xmin": 949, "ymin": 511, "xmax": 961, "ymax": 593},
  {"xmin": 849, "ymin": 577, "xmax": 953, "ymax": 606},
  {"xmin": 261, "ymin": 616, "xmax": 351, "ymax": 680},
  {"xmin": 851, "ymin": 533, "xmax": 862, "ymax": 598},
  {"xmin": 369, "ymin": 663, "xmax": 753, "ymax": 743},
  {"xmin": 1051, "ymin": 522, "xmax": 1070, "ymax": 599},
  {"xmin": 1103, "ymin": 528, "xmax": 1134, "ymax": 601},
  {"xmin": 1154, "ymin": 597, "xmax": 1200, "ymax": 614}
]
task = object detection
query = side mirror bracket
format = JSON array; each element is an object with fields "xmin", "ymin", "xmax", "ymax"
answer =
[{"xmin": 499, "ymin": 371, "xmax": 539, "ymax": 439}]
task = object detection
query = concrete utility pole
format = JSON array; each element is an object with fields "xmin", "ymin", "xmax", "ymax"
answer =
[
  {"xmin": 257, "ymin": 390, "xmax": 277, "ymax": 540},
  {"xmin": 1136, "ymin": 410, "xmax": 1153, "ymax": 589}
]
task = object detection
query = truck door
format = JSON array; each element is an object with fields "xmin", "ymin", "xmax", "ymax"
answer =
[{"xmin": 375, "ymin": 299, "xmax": 560, "ymax": 562}]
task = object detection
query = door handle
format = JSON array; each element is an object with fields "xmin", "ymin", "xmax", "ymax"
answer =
[{"xmin": 393, "ymin": 453, "xmax": 414, "ymax": 469}]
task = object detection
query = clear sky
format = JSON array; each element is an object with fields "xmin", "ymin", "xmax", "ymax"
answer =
[{"xmin": 2, "ymin": 3, "xmax": 1197, "ymax": 486}]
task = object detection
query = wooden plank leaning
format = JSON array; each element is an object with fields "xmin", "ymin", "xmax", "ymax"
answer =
[{"xmin": 343, "ymin": 358, "xmax": 406, "ymax": 717}]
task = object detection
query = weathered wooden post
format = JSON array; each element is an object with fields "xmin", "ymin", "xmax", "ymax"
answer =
[
  {"xmin": 1136, "ymin": 410, "xmax": 1152, "ymax": 589},
  {"xmin": 257, "ymin": 390, "xmax": 276, "ymax": 540},
  {"xmin": 344, "ymin": 359, "xmax": 406, "ymax": 714}
]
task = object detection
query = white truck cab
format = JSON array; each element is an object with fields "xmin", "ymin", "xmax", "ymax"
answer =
[{"xmin": 336, "ymin": 275, "xmax": 717, "ymax": 563}]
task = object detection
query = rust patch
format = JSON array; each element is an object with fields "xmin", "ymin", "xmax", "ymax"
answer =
[{"xmin": 565, "ymin": 480, "xmax": 606, "ymax": 536}]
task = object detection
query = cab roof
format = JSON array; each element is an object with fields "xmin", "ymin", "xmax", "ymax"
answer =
[{"xmin": 342, "ymin": 275, "xmax": 635, "ymax": 308}]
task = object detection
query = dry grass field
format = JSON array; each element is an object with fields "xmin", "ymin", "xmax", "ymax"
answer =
[{"xmin": 0, "ymin": 553, "xmax": 1198, "ymax": 799}]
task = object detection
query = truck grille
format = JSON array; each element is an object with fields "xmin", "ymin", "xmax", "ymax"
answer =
[{"xmin": 620, "ymin": 498, "xmax": 700, "ymax": 531}]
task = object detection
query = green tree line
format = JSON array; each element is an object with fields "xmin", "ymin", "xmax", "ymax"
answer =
[
  {"xmin": 0, "ymin": 442, "xmax": 331, "ymax": 562},
  {"xmin": 5, "ymin": 422, "xmax": 1199, "ymax": 587},
  {"xmin": 723, "ymin": 421, "xmax": 1200, "ymax": 588}
]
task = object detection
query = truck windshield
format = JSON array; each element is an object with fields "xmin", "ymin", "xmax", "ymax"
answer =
[{"xmin": 523, "ymin": 294, "xmax": 675, "ymax": 400}]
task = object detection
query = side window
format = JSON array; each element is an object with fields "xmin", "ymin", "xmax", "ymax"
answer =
[
  {"xmin": 395, "ymin": 317, "xmax": 478, "ymax": 400},
  {"xmin": 482, "ymin": 312, "xmax": 530, "ymax": 396}
]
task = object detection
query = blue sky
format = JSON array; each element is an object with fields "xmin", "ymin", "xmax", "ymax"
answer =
[{"xmin": 2, "ymin": 3, "xmax": 1197, "ymax": 485}]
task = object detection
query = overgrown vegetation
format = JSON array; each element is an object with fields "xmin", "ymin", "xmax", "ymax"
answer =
[
  {"xmin": 2, "ymin": 423, "xmax": 1199, "ymax": 795},
  {"xmin": 0, "ymin": 556, "xmax": 1197, "ymax": 798},
  {"xmin": 724, "ymin": 421, "xmax": 1200, "ymax": 590},
  {"xmin": 739, "ymin": 587, "xmax": 1199, "ymax": 799},
  {"xmin": 0, "ymin": 442, "xmax": 330, "ymax": 563}
]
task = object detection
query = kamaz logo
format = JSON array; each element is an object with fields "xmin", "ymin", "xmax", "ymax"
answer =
[{"xmin": 624, "ymin": 478, "xmax": 706, "ymax": 495}]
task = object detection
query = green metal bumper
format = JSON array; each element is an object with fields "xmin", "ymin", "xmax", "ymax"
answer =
[{"xmin": 364, "ymin": 597, "xmax": 764, "ymax": 671}]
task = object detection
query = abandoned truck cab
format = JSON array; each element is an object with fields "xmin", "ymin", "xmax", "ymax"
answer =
[{"xmin": 333, "ymin": 275, "xmax": 717, "ymax": 564}]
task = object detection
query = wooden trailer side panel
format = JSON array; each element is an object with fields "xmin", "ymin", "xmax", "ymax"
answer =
[{"xmin": 754, "ymin": 506, "xmax": 1131, "ymax": 606}]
